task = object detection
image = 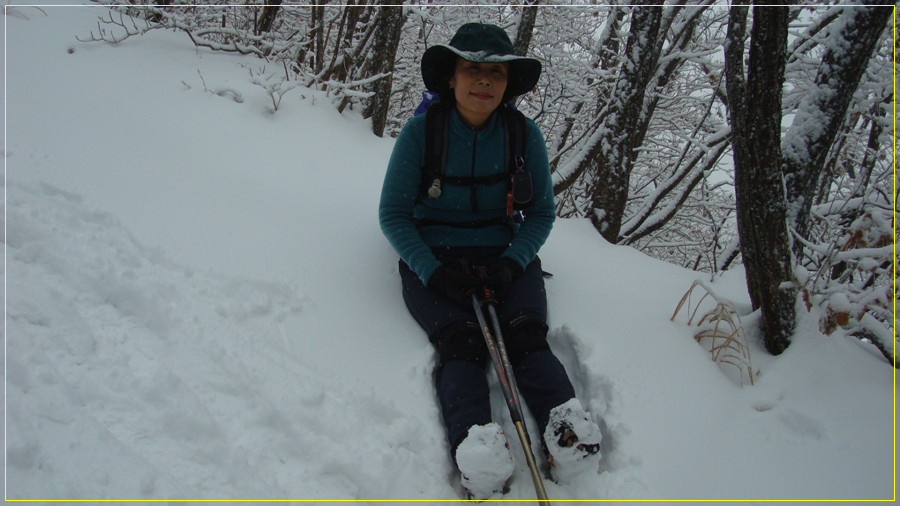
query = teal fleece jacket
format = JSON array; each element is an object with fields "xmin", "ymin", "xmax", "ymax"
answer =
[{"xmin": 379, "ymin": 107, "xmax": 555, "ymax": 285}]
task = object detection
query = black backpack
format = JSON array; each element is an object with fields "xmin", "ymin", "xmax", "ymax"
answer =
[{"xmin": 415, "ymin": 101, "xmax": 533, "ymax": 229}]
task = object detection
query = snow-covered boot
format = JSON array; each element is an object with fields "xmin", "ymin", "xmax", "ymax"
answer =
[
  {"xmin": 543, "ymin": 399, "xmax": 602, "ymax": 480},
  {"xmin": 455, "ymin": 423, "xmax": 515, "ymax": 500}
]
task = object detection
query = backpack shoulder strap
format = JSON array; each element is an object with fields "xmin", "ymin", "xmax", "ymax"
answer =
[
  {"xmin": 500, "ymin": 105, "xmax": 527, "ymax": 173},
  {"xmin": 419, "ymin": 102, "xmax": 451, "ymax": 202},
  {"xmin": 499, "ymin": 105, "xmax": 533, "ymax": 214}
]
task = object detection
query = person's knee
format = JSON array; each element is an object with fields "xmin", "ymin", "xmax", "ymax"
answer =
[
  {"xmin": 437, "ymin": 323, "xmax": 489, "ymax": 369},
  {"xmin": 505, "ymin": 320, "xmax": 550, "ymax": 367}
]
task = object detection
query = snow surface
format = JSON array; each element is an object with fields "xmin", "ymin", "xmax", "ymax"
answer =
[{"xmin": 4, "ymin": 4, "xmax": 896, "ymax": 503}]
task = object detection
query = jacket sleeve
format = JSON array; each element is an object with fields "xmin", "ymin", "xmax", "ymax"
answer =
[
  {"xmin": 379, "ymin": 116, "xmax": 443, "ymax": 285},
  {"xmin": 501, "ymin": 119, "xmax": 555, "ymax": 270}
]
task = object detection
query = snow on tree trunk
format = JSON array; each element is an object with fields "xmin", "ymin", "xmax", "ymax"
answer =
[
  {"xmin": 512, "ymin": 2, "xmax": 540, "ymax": 58},
  {"xmin": 363, "ymin": 5, "xmax": 407, "ymax": 138},
  {"xmin": 781, "ymin": 3, "xmax": 893, "ymax": 257},
  {"xmin": 586, "ymin": 5, "xmax": 663, "ymax": 243},
  {"xmin": 255, "ymin": 1, "xmax": 282, "ymax": 35},
  {"xmin": 725, "ymin": 6, "xmax": 795, "ymax": 355}
]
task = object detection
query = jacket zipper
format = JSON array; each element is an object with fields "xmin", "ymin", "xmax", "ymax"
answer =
[{"xmin": 470, "ymin": 130, "xmax": 479, "ymax": 213}]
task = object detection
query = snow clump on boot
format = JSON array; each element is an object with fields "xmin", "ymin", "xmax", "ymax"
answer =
[
  {"xmin": 455, "ymin": 423, "xmax": 515, "ymax": 500},
  {"xmin": 544, "ymin": 398, "xmax": 602, "ymax": 481}
]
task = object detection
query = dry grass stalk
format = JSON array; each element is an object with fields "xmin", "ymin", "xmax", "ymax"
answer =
[{"xmin": 672, "ymin": 280, "xmax": 755, "ymax": 387}]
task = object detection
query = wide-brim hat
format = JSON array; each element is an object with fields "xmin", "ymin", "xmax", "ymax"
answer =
[{"xmin": 421, "ymin": 23, "xmax": 542, "ymax": 99}]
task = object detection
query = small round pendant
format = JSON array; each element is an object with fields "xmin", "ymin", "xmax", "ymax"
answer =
[{"xmin": 428, "ymin": 179, "xmax": 442, "ymax": 199}]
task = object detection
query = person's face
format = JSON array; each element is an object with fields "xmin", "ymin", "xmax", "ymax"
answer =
[{"xmin": 448, "ymin": 58, "xmax": 509, "ymax": 129}]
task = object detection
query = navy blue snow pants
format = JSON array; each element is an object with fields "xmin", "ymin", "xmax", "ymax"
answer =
[{"xmin": 399, "ymin": 246, "xmax": 576, "ymax": 459}]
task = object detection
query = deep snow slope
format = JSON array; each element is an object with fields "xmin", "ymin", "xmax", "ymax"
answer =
[{"xmin": 4, "ymin": 4, "xmax": 895, "ymax": 502}]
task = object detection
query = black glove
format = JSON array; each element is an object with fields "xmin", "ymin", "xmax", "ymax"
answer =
[
  {"xmin": 483, "ymin": 257, "xmax": 523, "ymax": 302},
  {"xmin": 428, "ymin": 265, "xmax": 482, "ymax": 307}
]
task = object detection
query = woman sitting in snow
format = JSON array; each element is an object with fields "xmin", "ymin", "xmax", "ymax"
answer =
[{"xmin": 379, "ymin": 23, "xmax": 602, "ymax": 499}]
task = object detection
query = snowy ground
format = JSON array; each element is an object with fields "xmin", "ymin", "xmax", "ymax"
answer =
[{"xmin": 4, "ymin": 4, "xmax": 896, "ymax": 503}]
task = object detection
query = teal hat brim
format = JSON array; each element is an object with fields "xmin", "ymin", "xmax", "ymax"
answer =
[{"xmin": 421, "ymin": 44, "xmax": 542, "ymax": 98}]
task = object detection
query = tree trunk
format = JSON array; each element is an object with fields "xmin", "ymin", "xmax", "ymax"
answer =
[
  {"xmin": 724, "ymin": 6, "xmax": 756, "ymax": 304},
  {"xmin": 781, "ymin": 3, "xmax": 893, "ymax": 256},
  {"xmin": 725, "ymin": 6, "xmax": 795, "ymax": 355},
  {"xmin": 255, "ymin": 1, "xmax": 282, "ymax": 35},
  {"xmin": 513, "ymin": 2, "xmax": 541, "ymax": 57},
  {"xmin": 852, "ymin": 95, "xmax": 890, "ymax": 197},
  {"xmin": 314, "ymin": 3, "xmax": 326, "ymax": 74},
  {"xmin": 363, "ymin": 5, "xmax": 407, "ymax": 137},
  {"xmin": 587, "ymin": 5, "xmax": 663, "ymax": 242},
  {"xmin": 633, "ymin": 5, "xmax": 708, "ymax": 154},
  {"xmin": 150, "ymin": 0, "xmax": 171, "ymax": 23},
  {"xmin": 328, "ymin": 2, "xmax": 360, "ymax": 83}
]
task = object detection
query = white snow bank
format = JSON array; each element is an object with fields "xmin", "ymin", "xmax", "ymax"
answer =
[{"xmin": 4, "ymin": 4, "xmax": 895, "ymax": 502}]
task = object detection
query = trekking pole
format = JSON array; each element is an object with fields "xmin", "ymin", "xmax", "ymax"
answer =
[
  {"xmin": 483, "ymin": 301, "xmax": 534, "ymax": 459},
  {"xmin": 485, "ymin": 303, "xmax": 524, "ymax": 420},
  {"xmin": 471, "ymin": 291, "xmax": 551, "ymax": 506}
]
